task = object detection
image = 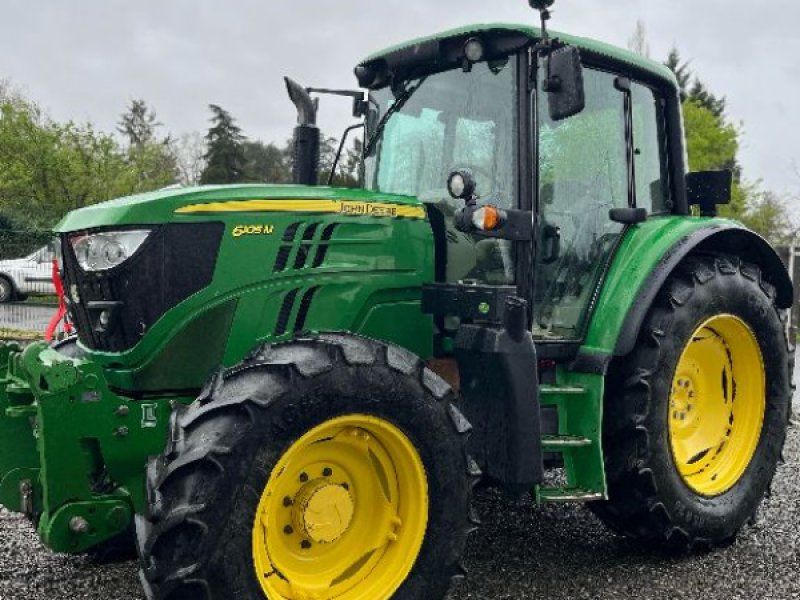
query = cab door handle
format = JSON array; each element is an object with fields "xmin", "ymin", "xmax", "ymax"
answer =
[{"xmin": 542, "ymin": 224, "xmax": 561, "ymax": 264}]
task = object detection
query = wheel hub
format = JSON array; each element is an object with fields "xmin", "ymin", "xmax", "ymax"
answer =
[{"xmin": 294, "ymin": 480, "xmax": 354, "ymax": 544}]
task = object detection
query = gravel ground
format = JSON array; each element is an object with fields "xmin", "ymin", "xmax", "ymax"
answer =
[{"xmin": 1, "ymin": 402, "xmax": 798, "ymax": 599}]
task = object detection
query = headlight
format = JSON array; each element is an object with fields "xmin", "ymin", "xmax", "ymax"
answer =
[{"xmin": 70, "ymin": 230, "xmax": 151, "ymax": 272}]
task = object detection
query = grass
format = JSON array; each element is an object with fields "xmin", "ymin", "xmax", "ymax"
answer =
[
  {"xmin": 22, "ymin": 295, "xmax": 58, "ymax": 306},
  {"xmin": 0, "ymin": 329, "xmax": 43, "ymax": 341}
]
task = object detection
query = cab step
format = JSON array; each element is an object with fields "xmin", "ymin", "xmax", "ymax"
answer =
[
  {"xmin": 541, "ymin": 434, "xmax": 592, "ymax": 450},
  {"xmin": 536, "ymin": 487, "xmax": 605, "ymax": 503},
  {"xmin": 540, "ymin": 384, "xmax": 587, "ymax": 397},
  {"xmin": 536, "ymin": 371, "xmax": 606, "ymax": 504}
]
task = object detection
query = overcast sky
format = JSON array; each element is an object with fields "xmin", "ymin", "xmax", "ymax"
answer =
[{"xmin": 2, "ymin": 1, "xmax": 798, "ymax": 193}]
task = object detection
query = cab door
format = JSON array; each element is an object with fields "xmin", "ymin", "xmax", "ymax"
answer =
[{"xmin": 532, "ymin": 66, "xmax": 671, "ymax": 342}]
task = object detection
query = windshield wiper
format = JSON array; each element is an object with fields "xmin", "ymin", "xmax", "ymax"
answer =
[{"xmin": 363, "ymin": 77, "xmax": 428, "ymax": 158}]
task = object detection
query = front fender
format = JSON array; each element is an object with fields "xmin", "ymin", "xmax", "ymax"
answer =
[{"xmin": 580, "ymin": 216, "xmax": 792, "ymax": 365}]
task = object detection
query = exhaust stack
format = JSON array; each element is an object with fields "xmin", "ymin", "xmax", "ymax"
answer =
[{"xmin": 285, "ymin": 77, "xmax": 320, "ymax": 186}]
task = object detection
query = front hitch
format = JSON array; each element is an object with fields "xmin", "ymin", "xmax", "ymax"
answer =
[{"xmin": 0, "ymin": 341, "xmax": 175, "ymax": 553}]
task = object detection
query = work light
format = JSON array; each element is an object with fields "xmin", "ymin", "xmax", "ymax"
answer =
[
  {"xmin": 463, "ymin": 38, "xmax": 485, "ymax": 63},
  {"xmin": 447, "ymin": 169, "xmax": 477, "ymax": 200}
]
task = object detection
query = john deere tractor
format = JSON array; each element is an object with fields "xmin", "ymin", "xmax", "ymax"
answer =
[{"xmin": 0, "ymin": 2, "xmax": 793, "ymax": 599}]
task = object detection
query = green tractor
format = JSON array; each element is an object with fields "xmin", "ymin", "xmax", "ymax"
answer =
[{"xmin": 0, "ymin": 2, "xmax": 793, "ymax": 599}]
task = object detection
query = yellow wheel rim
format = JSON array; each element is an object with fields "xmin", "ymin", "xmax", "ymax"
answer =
[
  {"xmin": 252, "ymin": 415, "xmax": 429, "ymax": 600},
  {"xmin": 668, "ymin": 314, "xmax": 765, "ymax": 497}
]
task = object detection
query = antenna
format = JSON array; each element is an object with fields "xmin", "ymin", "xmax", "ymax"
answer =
[{"xmin": 529, "ymin": 0, "xmax": 555, "ymax": 41}]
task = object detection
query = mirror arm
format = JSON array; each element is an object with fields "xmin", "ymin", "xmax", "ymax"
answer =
[{"xmin": 328, "ymin": 123, "xmax": 365, "ymax": 186}]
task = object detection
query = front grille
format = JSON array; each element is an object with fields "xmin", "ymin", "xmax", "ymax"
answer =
[{"xmin": 61, "ymin": 223, "xmax": 224, "ymax": 352}]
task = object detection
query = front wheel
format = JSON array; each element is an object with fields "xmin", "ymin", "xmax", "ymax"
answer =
[
  {"xmin": 592, "ymin": 254, "xmax": 792, "ymax": 551},
  {"xmin": 137, "ymin": 334, "xmax": 475, "ymax": 600}
]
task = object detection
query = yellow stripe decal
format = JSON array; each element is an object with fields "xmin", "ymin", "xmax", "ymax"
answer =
[{"xmin": 175, "ymin": 199, "xmax": 426, "ymax": 220}]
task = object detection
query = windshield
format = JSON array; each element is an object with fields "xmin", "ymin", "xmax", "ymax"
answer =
[{"xmin": 364, "ymin": 59, "xmax": 517, "ymax": 210}]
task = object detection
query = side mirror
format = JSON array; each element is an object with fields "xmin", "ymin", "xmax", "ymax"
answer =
[
  {"xmin": 544, "ymin": 46, "xmax": 585, "ymax": 121},
  {"xmin": 686, "ymin": 170, "xmax": 732, "ymax": 217}
]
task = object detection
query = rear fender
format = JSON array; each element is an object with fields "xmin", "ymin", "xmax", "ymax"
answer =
[
  {"xmin": 613, "ymin": 226, "xmax": 792, "ymax": 357},
  {"xmin": 578, "ymin": 218, "xmax": 792, "ymax": 370}
]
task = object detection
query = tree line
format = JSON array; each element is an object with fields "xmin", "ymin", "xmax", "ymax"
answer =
[
  {"xmin": 0, "ymin": 83, "xmax": 361, "ymax": 230},
  {"xmin": 0, "ymin": 29, "xmax": 797, "ymax": 246},
  {"xmin": 630, "ymin": 22, "xmax": 797, "ymax": 245}
]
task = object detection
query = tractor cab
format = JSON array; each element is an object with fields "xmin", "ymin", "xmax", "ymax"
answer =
[{"xmin": 354, "ymin": 20, "xmax": 679, "ymax": 350}]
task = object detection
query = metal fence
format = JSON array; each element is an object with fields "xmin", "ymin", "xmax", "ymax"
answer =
[{"xmin": 776, "ymin": 246, "xmax": 800, "ymax": 339}]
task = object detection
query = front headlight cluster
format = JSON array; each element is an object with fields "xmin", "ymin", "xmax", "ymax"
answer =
[{"xmin": 69, "ymin": 230, "xmax": 151, "ymax": 272}]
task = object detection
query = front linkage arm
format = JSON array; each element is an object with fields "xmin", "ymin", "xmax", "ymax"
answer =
[{"xmin": 0, "ymin": 341, "xmax": 175, "ymax": 553}]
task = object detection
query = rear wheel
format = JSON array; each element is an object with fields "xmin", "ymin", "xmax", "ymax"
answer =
[
  {"xmin": 137, "ymin": 334, "xmax": 476, "ymax": 600},
  {"xmin": 592, "ymin": 254, "xmax": 792, "ymax": 550},
  {"xmin": 0, "ymin": 276, "xmax": 13, "ymax": 303}
]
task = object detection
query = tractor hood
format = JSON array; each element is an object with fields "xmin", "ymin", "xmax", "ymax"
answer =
[{"xmin": 54, "ymin": 184, "xmax": 425, "ymax": 232}]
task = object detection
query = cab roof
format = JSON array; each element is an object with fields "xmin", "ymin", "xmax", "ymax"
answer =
[{"xmin": 359, "ymin": 23, "xmax": 678, "ymax": 91}]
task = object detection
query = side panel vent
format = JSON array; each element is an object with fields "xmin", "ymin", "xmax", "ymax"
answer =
[
  {"xmin": 294, "ymin": 223, "xmax": 320, "ymax": 270},
  {"xmin": 274, "ymin": 222, "xmax": 302, "ymax": 273},
  {"xmin": 294, "ymin": 286, "xmax": 320, "ymax": 334},
  {"xmin": 274, "ymin": 288, "xmax": 299, "ymax": 336},
  {"xmin": 312, "ymin": 224, "xmax": 339, "ymax": 268}
]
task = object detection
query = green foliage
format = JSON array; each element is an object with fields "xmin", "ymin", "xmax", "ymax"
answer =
[
  {"xmin": 321, "ymin": 135, "xmax": 362, "ymax": 188},
  {"xmin": 200, "ymin": 105, "xmax": 247, "ymax": 184},
  {"xmin": 664, "ymin": 48, "xmax": 796, "ymax": 242},
  {"xmin": 249, "ymin": 134, "xmax": 362, "ymax": 187},
  {"xmin": 0, "ymin": 229, "xmax": 53, "ymax": 260},
  {"xmin": 0, "ymin": 90, "xmax": 176, "ymax": 227},
  {"xmin": 681, "ymin": 99, "xmax": 738, "ymax": 173},
  {"xmin": 242, "ymin": 140, "xmax": 291, "ymax": 183},
  {"xmin": 740, "ymin": 190, "xmax": 800, "ymax": 246},
  {"xmin": 118, "ymin": 99, "xmax": 162, "ymax": 148}
]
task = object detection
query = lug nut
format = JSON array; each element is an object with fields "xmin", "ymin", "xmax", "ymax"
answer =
[
  {"xmin": 299, "ymin": 472, "xmax": 309, "ymax": 483},
  {"xmin": 341, "ymin": 483, "xmax": 350, "ymax": 490},
  {"xmin": 284, "ymin": 525, "xmax": 294, "ymax": 535},
  {"xmin": 283, "ymin": 496, "xmax": 293, "ymax": 507},
  {"xmin": 300, "ymin": 540, "xmax": 312, "ymax": 550},
  {"xmin": 322, "ymin": 467, "xmax": 333, "ymax": 477}
]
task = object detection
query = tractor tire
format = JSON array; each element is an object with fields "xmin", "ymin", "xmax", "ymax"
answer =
[
  {"xmin": 0, "ymin": 276, "xmax": 13, "ymax": 303},
  {"xmin": 591, "ymin": 253, "xmax": 792, "ymax": 551},
  {"xmin": 136, "ymin": 333, "xmax": 477, "ymax": 600}
]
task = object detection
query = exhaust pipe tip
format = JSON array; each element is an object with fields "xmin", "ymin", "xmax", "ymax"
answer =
[{"xmin": 284, "ymin": 77, "xmax": 317, "ymax": 127}]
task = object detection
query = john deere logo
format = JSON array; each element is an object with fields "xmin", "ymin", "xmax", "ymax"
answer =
[{"xmin": 340, "ymin": 202, "xmax": 398, "ymax": 218}]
